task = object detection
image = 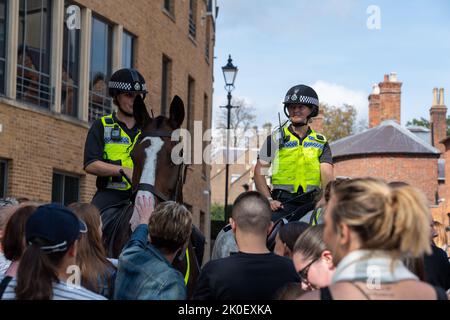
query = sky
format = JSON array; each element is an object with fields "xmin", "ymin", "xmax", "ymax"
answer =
[{"xmin": 212, "ymin": 0, "xmax": 450, "ymax": 128}]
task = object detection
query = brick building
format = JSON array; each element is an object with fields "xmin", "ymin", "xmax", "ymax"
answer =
[
  {"xmin": 331, "ymin": 73, "xmax": 449, "ymax": 226},
  {"xmin": 0, "ymin": 0, "xmax": 217, "ymax": 257}
]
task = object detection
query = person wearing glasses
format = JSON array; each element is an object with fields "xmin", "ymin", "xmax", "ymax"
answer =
[
  {"xmin": 293, "ymin": 225, "xmax": 336, "ymax": 291},
  {"xmin": 84, "ymin": 68, "xmax": 148, "ymax": 212},
  {"xmin": 300, "ymin": 178, "xmax": 448, "ymax": 300}
]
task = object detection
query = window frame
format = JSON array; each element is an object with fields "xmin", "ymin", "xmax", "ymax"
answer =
[
  {"xmin": 52, "ymin": 171, "xmax": 80, "ymax": 206},
  {"xmin": 0, "ymin": 0, "xmax": 8, "ymax": 96},
  {"xmin": 88, "ymin": 14, "xmax": 113, "ymax": 123},
  {"xmin": 17, "ymin": 0, "xmax": 53, "ymax": 109},
  {"xmin": 122, "ymin": 30, "xmax": 134, "ymax": 69},
  {"xmin": 0, "ymin": 159, "xmax": 8, "ymax": 198}
]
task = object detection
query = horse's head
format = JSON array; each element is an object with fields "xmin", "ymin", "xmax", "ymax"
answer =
[{"xmin": 131, "ymin": 95, "xmax": 185, "ymax": 204}]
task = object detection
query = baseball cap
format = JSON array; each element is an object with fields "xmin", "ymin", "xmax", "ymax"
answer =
[{"xmin": 26, "ymin": 203, "xmax": 87, "ymax": 254}]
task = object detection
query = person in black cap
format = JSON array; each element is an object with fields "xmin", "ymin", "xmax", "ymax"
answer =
[
  {"xmin": 84, "ymin": 68, "xmax": 148, "ymax": 212},
  {"xmin": 0, "ymin": 204, "xmax": 106, "ymax": 300},
  {"xmin": 254, "ymin": 84, "xmax": 334, "ymax": 222}
]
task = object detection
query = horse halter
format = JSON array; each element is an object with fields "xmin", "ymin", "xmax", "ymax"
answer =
[{"xmin": 135, "ymin": 130, "xmax": 186, "ymax": 203}]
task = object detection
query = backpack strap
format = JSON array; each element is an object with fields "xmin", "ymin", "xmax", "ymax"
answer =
[{"xmin": 0, "ymin": 276, "xmax": 13, "ymax": 300}]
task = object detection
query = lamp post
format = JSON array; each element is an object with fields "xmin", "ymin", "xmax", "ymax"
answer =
[{"xmin": 221, "ymin": 55, "xmax": 238, "ymax": 217}]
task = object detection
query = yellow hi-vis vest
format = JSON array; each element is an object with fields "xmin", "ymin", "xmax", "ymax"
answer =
[
  {"xmin": 271, "ymin": 127, "xmax": 326, "ymax": 194},
  {"xmin": 101, "ymin": 114, "xmax": 140, "ymax": 191}
]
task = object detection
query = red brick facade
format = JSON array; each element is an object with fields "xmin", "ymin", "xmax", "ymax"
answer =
[
  {"xmin": 0, "ymin": 0, "xmax": 216, "ymax": 258},
  {"xmin": 333, "ymin": 155, "xmax": 439, "ymax": 203}
]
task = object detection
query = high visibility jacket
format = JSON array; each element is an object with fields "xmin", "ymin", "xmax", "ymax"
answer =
[
  {"xmin": 272, "ymin": 126, "xmax": 326, "ymax": 193},
  {"xmin": 101, "ymin": 114, "xmax": 140, "ymax": 191}
]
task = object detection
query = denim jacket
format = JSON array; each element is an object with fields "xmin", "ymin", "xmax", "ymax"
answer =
[{"xmin": 114, "ymin": 224, "xmax": 186, "ymax": 300}]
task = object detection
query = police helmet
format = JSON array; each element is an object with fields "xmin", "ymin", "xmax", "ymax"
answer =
[
  {"xmin": 283, "ymin": 84, "xmax": 319, "ymax": 118},
  {"xmin": 108, "ymin": 68, "xmax": 148, "ymax": 98}
]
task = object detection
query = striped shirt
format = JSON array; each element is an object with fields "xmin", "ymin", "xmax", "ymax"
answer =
[{"xmin": 0, "ymin": 275, "xmax": 107, "ymax": 300}]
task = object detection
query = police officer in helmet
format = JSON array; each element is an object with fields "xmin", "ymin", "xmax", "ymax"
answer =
[
  {"xmin": 254, "ymin": 85, "xmax": 334, "ymax": 221},
  {"xmin": 84, "ymin": 68, "xmax": 148, "ymax": 211}
]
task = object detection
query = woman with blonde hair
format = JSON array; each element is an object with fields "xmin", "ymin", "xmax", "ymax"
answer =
[
  {"xmin": 433, "ymin": 221, "xmax": 449, "ymax": 256},
  {"xmin": 300, "ymin": 177, "xmax": 448, "ymax": 300},
  {"xmin": 68, "ymin": 203, "xmax": 116, "ymax": 299}
]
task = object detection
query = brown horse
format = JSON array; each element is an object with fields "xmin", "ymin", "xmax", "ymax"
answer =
[{"xmin": 100, "ymin": 94, "xmax": 202, "ymax": 298}]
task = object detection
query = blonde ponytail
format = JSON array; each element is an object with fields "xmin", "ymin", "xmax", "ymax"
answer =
[{"xmin": 331, "ymin": 178, "xmax": 431, "ymax": 258}]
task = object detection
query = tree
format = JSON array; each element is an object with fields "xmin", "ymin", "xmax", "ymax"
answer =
[
  {"xmin": 406, "ymin": 116, "xmax": 450, "ymax": 136},
  {"xmin": 216, "ymin": 98, "xmax": 257, "ymax": 147},
  {"xmin": 406, "ymin": 117, "xmax": 430, "ymax": 129},
  {"xmin": 322, "ymin": 103, "xmax": 357, "ymax": 142}
]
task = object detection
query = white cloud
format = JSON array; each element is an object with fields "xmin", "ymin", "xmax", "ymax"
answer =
[{"xmin": 312, "ymin": 80, "xmax": 368, "ymax": 120}]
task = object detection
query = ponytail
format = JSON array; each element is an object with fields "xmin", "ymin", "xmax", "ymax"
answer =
[
  {"xmin": 331, "ymin": 178, "xmax": 432, "ymax": 258},
  {"xmin": 15, "ymin": 239, "xmax": 64, "ymax": 300}
]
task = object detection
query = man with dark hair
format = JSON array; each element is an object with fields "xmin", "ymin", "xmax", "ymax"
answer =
[{"xmin": 193, "ymin": 191, "xmax": 300, "ymax": 300}]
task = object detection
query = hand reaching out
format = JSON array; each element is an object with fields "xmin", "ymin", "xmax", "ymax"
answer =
[{"xmin": 135, "ymin": 195, "xmax": 155, "ymax": 225}]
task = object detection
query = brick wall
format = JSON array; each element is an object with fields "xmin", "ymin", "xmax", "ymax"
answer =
[
  {"xmin": 368, "ymin": 93, "xmax": 380, "ymax": 128},
  {"xmin": 0, "ymin": 0, "xmax": 215, "ymax": 260},
  {"xmin": 333, "ymin": 154, "xmax": 439, "ymax": 203},
  {"xmin": 379, "ymin": 75, "xmax": 402, "ymax": 125}
]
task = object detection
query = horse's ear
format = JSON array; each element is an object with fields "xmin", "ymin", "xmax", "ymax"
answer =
[
  {"xmin": 169, "ymin": 95, "xmax": 185, "ymax": 129},
  {"xmin": 133, "ymin": 95, "xmax": 152, "ymax": 128}
]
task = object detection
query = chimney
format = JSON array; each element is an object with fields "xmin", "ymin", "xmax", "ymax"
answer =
[
  {"xmin": 430, "ymin": 87, "xmax": 447, "ymax": 153},
  {"xmin": 378, "ymin": 72, "xmax": 402, "ymax": 124},
  {"xmin": 369, "ymin": 84, "xmax": 381, "ymax": 128},
  {"xmin": 433, "ymin": 88, "xmax": 439, "ymax": 106}
]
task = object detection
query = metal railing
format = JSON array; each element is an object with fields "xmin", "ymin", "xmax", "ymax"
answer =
[
  {"xmin": 89, "ymin": 91, "xmax": 112, "ymax": 122},
  {"xmin": 16, "ymin": 65, "xmax": 51, "ymax": 108}
]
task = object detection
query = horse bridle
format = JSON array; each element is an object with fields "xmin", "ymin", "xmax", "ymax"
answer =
[{"xmin": 135, "ymin": 130, "xmax": 187, "ymax": 203}]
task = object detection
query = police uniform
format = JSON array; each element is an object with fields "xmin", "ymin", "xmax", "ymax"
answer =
[
  {"xmin": 258, "ymin": 124, "xmax": 333, "ymax": 221},
  {"xmin": 84, "ymin": 112, "xmax": 140, "ymax": 211}
]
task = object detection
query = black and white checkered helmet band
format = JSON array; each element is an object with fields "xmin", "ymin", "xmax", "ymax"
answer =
[
  {"xmin": 109, "ymin": 81, "xmax": 147, "ymax": 92},
  {"xmin": 284, "ymin": 94, "xmax": 319, "ymax": 106}
]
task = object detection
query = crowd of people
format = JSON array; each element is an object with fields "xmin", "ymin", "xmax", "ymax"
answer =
[{"xmin": 0, "ymin": 177, "xmax": 448, "ymax": 300}]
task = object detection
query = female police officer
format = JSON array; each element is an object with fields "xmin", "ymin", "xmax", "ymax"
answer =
[{"xmin": 84, "ymin": 68, "xmax": 148, "ymax": 211}]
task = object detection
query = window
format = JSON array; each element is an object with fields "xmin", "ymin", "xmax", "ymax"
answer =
[
  {"xmin": 122, "ymin": 31, "xmax": 134, "ymax": 69},
  {"xmin": 89, "ymin": 16, "xmax": 112, "ymax": 122},
  {"xmin": 188, "ymin": 0, "xmax": 196, "ymax": 38},
  {"xmin": 202, "ymin": 93, "xmax": 209, "ymax": 176},
  {"xmin": 0, "ymin": 159, "xmax": 7, "ymax": 198},
  {"xmin": 187, "ymin": 76, "xmax": 195, "ymax": 132},
  {"xmin": 205, "ymin": 18, "xmax": 210, "ymax": 61},
  {"xmin": 52, "ymin": 172, "xmax": 79, "ymax": 206},
  {"xmin": 161, "ymin": 54, "xmax": 171, "ymax": 116},
  {"xmin": 62, "ymin": 0, "xmax": 80, "ymax": 117},
  {"xmin": 0, "ymin": 0, "xmax": 7, "ymax": 95},
  {"xmin": 187, "ymin": 76, "xmax": 195, "ymax": 160},
  {"xmin": 200, "ymin": 210, "xmax": 205, "ymax": 235},
  {"xmin": 17, "ymin": 0, "xmax": 52, "ymax": 108},
  {"xmin": 163, "ymin": 0, "xmax": 174, "ymax": 16}
]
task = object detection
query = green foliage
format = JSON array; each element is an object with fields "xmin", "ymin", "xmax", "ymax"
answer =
[
  {"xmin": 211, "ymin": 203, "xmax": 225, "ymax": 221},
  {"xmin": 322, "ymin": 103, "xmax": 357, "ymax": 142}
]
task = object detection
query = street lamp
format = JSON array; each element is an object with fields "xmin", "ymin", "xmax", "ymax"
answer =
[{"xmin": 221, "ymin": 55, "xmax": 238, "ymax": 218}]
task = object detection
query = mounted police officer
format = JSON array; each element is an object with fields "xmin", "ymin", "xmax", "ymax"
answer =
[
  {"xmin": 254, "ymin": 85, "xmax": 334, "ymax": 222},
  {"xmin": 84, "ymin": 68, "xmax": 148, "ymax": 212}
]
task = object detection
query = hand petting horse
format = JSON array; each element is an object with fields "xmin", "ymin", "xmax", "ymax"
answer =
[{"xmin": 100, "ymin": 94, "xmax": 203, "ymax": 298}]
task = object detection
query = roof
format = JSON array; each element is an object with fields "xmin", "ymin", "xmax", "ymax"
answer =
[{"xmin": 330, "ymin": 120, "xmax": 441, "ymax": 159}]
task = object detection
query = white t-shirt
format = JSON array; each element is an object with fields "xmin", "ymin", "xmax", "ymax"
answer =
[
  {"xmin": 0, "ymin": 275, "xmax": 107, "ymax": 300},
  {"xmin": 0, "ymin": 253, "xmax": 11, "ymax": 275}
]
